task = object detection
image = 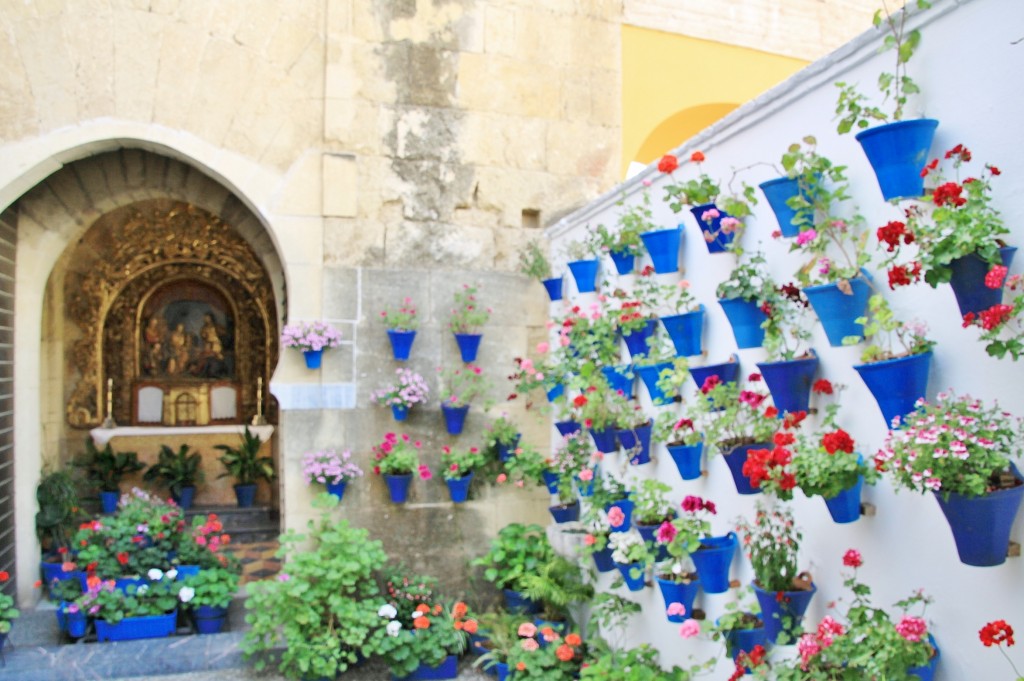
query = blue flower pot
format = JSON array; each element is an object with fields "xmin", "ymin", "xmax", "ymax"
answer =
[
  {"xmin": 391, "ymin": 404, "xmax": 409, "ymax": 421},
  {"xmin": 385, "ymin": 473, "xmax": 413, "ymax": 504},
  {"xmin": 549, "ymin": 500, "xmax": 580, "ymax": 524},
  {"xmin": 302, "ymin": 349, "xmax": 323, "ymax": 369},
  {"xmin": 175, "ymin": 565, "xmax": 200, "ymax": 580},
  {"xmin": 392, "ymin": 654, "xmax": 458, "ymax": 681},
  {"xmin": 824, "ymin": 476, "xmax": 864, "ymax": 524},
  {"xmin": 855, "ymin": 118, "xmax": 939, "ymax": 201},
  {"xmin": 600, "ymin": 365, "xmax": 634, "ymax": 399},
  {"xmin": 445, "ymin": 473, "xmax": 473, "ymax": 504},
  {"xmin": 635, "ymin": 362, "xmax": 675, "ymax": 406},
  {"xmin": 96, "ymin": 611, "xmax": 177, "ymax": 642},
  {"xmin": 609, "ymin": 248, "xmax": 634, "ymax": 275},
  {"xmin": 719, "ymin": 298, "xmax": 766, "ymax": 348},
  {"xmin": 99, "ymin": 490, "xmax": 119, "ymax": 514},
  {"xmin": 592, "ymin": 546, "xmax": 615, "ymax": 573},
  {"xmin": 554, "ymin": 420, "xmax": 581, "ymax": 437},
  {"xmin": 441, "ymin": 403, "xmax": 470, "ymax": 435},
  {"xmin": 325, "ymin": 480, "xmax": 347, "ymax": 501},
  {"xmin": 639, "ymin": 226, "xmax": 682, "ymax": 274},
  {"xmin": 691, "ymin": 532, "xmax": 736, "ymax": 594},
  {"xmin": 756, "ymin": 351, "xmax": 818, "ymax": 415},
  {"xmin": 759, "ymin": 175, "xmax": 812, "ymax": 238},
  {"xmin": 656, "ymin": 575, "xmax": 701, "ymax": 623},
  {"xmin": 66, "ymin": 609, "xmax": 87, "ymax": 638},
  {"xmin": 589, "ymin": 428, "xmax": 618, "ymax": 454},
  {"xmin": 41, "ymin": 560, "xmax": 69, "ymax": 591},
  {"xmin": 691, "ymin": 202, "xmax": 735, "ymax": 253},
  {"xmin": 194, "ymin": 605, "xmax": 229, "ymax": 635},
  {"xmin": 172, "ymin": 485, "xmax": 196, "ymax": 510},
  {"xmin": 541, "ymin": 470, "xmax": 560, "ymax": 495},
  {"xmin": 722, "ymin": 442, "xmax": 769, "ymax": 495},
  {"xmin": 753, "ymin": 581, "xmax": 817, "ymax": 644},
  {"xmin": 948, "ymin": 246, "xmax": 1017, "ymax": 317},
  {"xmin": 541, "ymin": 276, "xmax": 563, "ymax": 302},
  {"xmin": 615, "ymin": 561, "xmax": 647, "ymax": 591},
  {"xmin": 804, "ymin": 277, "xmax": 872, "ymax": 346},
  {"xmin": 575, "ymin": 470, "xmax": 596, "ymax": 497},
  {"xmin": 721, "ymin": 619, "xmax": 768, "ymax": 662},
  {"xmin": 546, "ymin": 383, "xmax": 564, "ymax": 403},
  {"xmin": 853, "ymin": 351, "xmax": 932, "ymax": 428},
  {"xmin": 568, "ymin": 258, "xmax": 600, "ymax": 293},
  {"xmin": 622, "ymin": 319, "xmax": 658, "ymax": 359},
  {"xmin": 689, "ymin": 354, "xmax": 740, "ymax": 393},
  {"xmin": 668, "ymin": 441, "xmax": 703, "ymax": 481},
  {"xmin": 933, "ymin": 468, "xmax": 1024, "ymax": 566},
  {"xmin": 503, "ymin": 589, "xmax": 541, "ymax": 614},
  {"xmin": 635, "ymin": 521, "xmax": 670, "ymax": 561},
  {"xmin": 234, "ymin": 483, "xmax": 257, "ymax": 508},
  {"xmin": 387, "ymin": 330, "xmax": 416, "ymax": 361},
  {"xmin": 617, "ymin": 421, "xmax": 652, "ymax": 465},
  {"xmin": 453, "ymin": 333, "xmax": 482, "ymax": 363},
  {"xmin": 496, "ymin": 435, "xmax": 521, "ymax": 462},
  {"xmin": 907, "ymin": 635, "xmax": 940, "ymax": 681},
  {"xmin": 660, "ymin": 305, "xmax": 704, "ymax": 357},
  {"xmin": 605, "ymin": 498, "xmax": 634, "ymax": 533}
]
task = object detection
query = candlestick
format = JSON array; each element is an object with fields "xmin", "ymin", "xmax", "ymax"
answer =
[
  {"xmin": 101, "ymin": 377, "xmax": 117, "ymax": 429},
  {"xmin": 251, "ymin": 375, "xmax": 267, "ymax": 426}
]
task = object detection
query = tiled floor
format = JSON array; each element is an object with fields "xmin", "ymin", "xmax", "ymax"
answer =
[{"xmin": 225, "ymin": 540, "xmax": 282, "ymax": 585}]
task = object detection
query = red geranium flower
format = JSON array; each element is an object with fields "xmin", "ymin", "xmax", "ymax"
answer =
[
  {"xmin": 980, "ymin": 620, "xmax": 1015, "ymax": 647},
  {"xmin": 812, "ymin": 379, "xmax": 834, "ymax": 395},
  {"xmin": 657, "ymin": 154, "xmax": 679, "ymax": 174}
]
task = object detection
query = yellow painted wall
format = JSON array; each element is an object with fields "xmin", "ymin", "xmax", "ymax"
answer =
[{"xmin": 622, "ymin": 25, "xmax": 810, "ymax": 176}]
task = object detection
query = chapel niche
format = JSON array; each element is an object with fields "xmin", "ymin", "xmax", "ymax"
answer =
[{"xmin": 65, "ymin": 199, "xmax": 279, "ymax": 429}]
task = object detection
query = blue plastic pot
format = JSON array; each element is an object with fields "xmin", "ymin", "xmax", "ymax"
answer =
[
  {"xmin": 609, "ymin": 248, "xmax": 634, "ymax": 275},
  {"xmin": 689, "ymin": 354, "xmax": 740, "ymax": 393},
  {"xmin": 722, "ymin": 442, "xmax": 769, "ymax": 495},
  {"xmin": 387, "ymin": 330, "xmax": 416, "ymax": 361},
  {"xmin": 548, "ymin": 500, "xmax": 580, "ymax": 523},
  {"xmin": 446, "ymin": 473, "xmax": 473, "ymax": 504},
  {"xmin": 756, "ymin": 350, "xmax": 819, "ymax": 415},
  {"xmin": 503, "ymin": 589, "xmax": 541, "ymax": 614},
  {"xmin": 853, "ymin": 351, "xmax": 932, "ymax": 428},
  {"xmin": 605, "ymin": 498, "xmax": 634, "ymax": 533},
  {"xmin": 541, "ymin": 276, "xmax": 563, "ymax": 302},
  {"xmin": 617, "ymin": 421, "xmax": 652, "ymax": 465},
  {"xmin": 589, "ymin": 428, "xmax": 618, "ymax": 454},
  {"xmin": 545, "ymin": 382, "xmax": 564, "ymax": 403},
  {"xmin": 175, "ymin": 565, "xmax": 200, "ymax": 580},
  {"xmin": 592, "ymin": 547, "xmax": 615, "ymax": 573},
  {"xmin": 635, "ymin": 520, "xmax": 670, "ymax": 561},
  {"xmin": 302, "ymin": 349, "xmax": 323, "ymax": 369},
  {"xmin": 441, "ymin": 403, "xmax": 470, "ymax": 435},
  {"xmin": 856, "ymin": 118, "xmax": 939, "ymax": 201},
  {"xmin": 718, "ymin": 298, "xmax": 767, "ymax": 348},
  {"xmin": 804, "ymin": 277, "xmax": 872, "ymax": 346},
  {"xmin": 95, "ymin": 611, "xmax": 177, "ymax": 642},
  {"xmin": 759, "ymin": 175, "xmax": 811, "ymax": 238},
  {"xmin": 668, "ymin": 441, "xmax": 703, "ymax": 481},
  {"xmin": 194, "ymin": 605, "xmax": 228, "ymax": 635},
  {"xmin": 392, "ymin": 654, "xmax": 458, "ymax": 681},
  {"xmin": 496, "ymin": 435, "xmax": 521, "ymax": 462},
  {"xmin": 99, "ymin": 490, "xmax": 119, "ymax": 514},
  {"xmin": 720, "ymin": 619, "xmax": 768, "ymax": 662},
  {"xmin": 933, "ymin": 467, "xmax": 1024, "ymax": 566},
  {"xmin": 691, "ymin": 532, "xmax": 736, "ymax": 594},
  {"xmin": 453, "ymin": 333, "xmax": 482, "ymax": 363},
  {"xmin": 567, "ymin": 258, "xmax": 600, "ymax": 293},
  {"xmin": 824, "ymin": 476, "xmax": 864, "ymax": 524},
  {"xmin": 753, "ymin": 581, "xmax": 817, "ymax": 644},
  {"xmin": 660, "ymin": 305, "xmax": 704, "ymax": 357},
  {"xmin": 541, "ymin": 470, "xmax": 560, "ymax": 495},
  {"xmin": 234, "ymin": 483, "xmax": 257, "ymax": 508},
  {"xmin": 635, "ymin": 362, "xmax": 674, "ymax": 406},
  {"xmin": 600, "ymin": 365, "xmax": 634, "ymax": 399},
  {"xmin": 391, "ymin": 404, "xmax": 409, "ymax": 421},
  {"xmin": 66, "ymin": 609, "xmax": 87, "ymax": 638},
  {"xmin": 325, "ymin": 480, "xmax": 347, "ymax": 501},
  {"xmin": 948, "ymin": 246, "xmax": 1017, "ymax": 317},
  {"xmin": 385, "ymin": 473, "xmax": 413, "ymax": 504},
  {"xmin": 554, "ymin": 420, "xmax": 581, "ymax": 437},
  {"xmin": 615, "ymin": 561, "xmax": 646, "ymax": 591},
  {"xmin": 907, "ymin": 635, "xmax": 941, "ymax": 681},
  {"xmin": 639, "ymin": 226, "xmax": 682, "ymax": 274},
  {"xmin": 655, "ymin": 575, "xmax": 701, "ymax": 623},
  {"xmin": 622, "ymin": 319, "xmax": 658, "ymax": 359},
  {"xmin": 691, "ymin": 202, "xmax": 736, "ymax": 253},
  {"xmin": 172, "ymin": 486, "xmax": 196, "ymax": 510}
]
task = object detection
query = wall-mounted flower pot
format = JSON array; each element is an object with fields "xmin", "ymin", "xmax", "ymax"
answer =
[
  {"xmin": 689, "ymin": 354, "xmax": 740, "ymax": 394},
  {"xmin": 302, "ymin": 349, "xmax": 323, "ymax": 369},
  {"xmin": 609, "ymin": 248, "xmax": 634, "ymax": 275},
  {"xmin": 721, "ymin": 620, "xmax": 768, "ymax": 663},
  {"xmin": 691, "ymin": 202, "xmax": 735, "ymax": 253},
  {"xmin": 503, "ymin": 589, "xmax": 541, "ymax": 614},
  {"xmin": 660, "ymin": 304, "xmax": 704, "ymax": 357},
  {"xmin": 722, "ymin": 442, "xmax": 769, "ymax": 495},
  {"xmin": 590, "ymin": 428, "xmax": 619, "ymax": 454},
  {"xmin": 441, "ymin": 403, "xmax": 470, "ymax": 435},
  {"xmin": 933, "ymin": 467, "xmax": 1024, "ymax": 567},
  {"xmin": 554, "ymin": 420, "xmax": 581, "ymax": 437},
  {"xmin": 600, "ymin": 364, "xmax": 634, "ymax": 399},
  {"xmin": 567, "ymin": 258, "xmax": 600, "ymax": 293},
  {"xmin": 592, "ymin": 547, "xmax": 615, "ymax": 573},
  {"xmin": 391, "ymin": 404, "xmax": 409, "ymax": 421},
  {"xmin": 718, "ymin": 298, "xmax": 766, "ymax": 348},
  {"xmin": 384, "ymin": 473, "xmax": 413, "ymax": 504},
  {"xmin": 853, "ymin": 351, "xmax": 931, "ymax": 428},
  {"xmin": 759, "ymin": 176, "xmax": 809, "ymax": 238},
  {"xmin": 541, "ymin": 276, "xmax": 563, "ymax": 302},
  {"xmin": 614, "ymin": 561, "xmax": 647, "ymax": 591},
  {"xmin": 656, "ymin": 575, "xmax": 700, "ymax": 623},
  {"xmin": 446, "ymin": 473, "xmax": 473, "ymax": 504},
  {"xmin": 855, "ymin": 118, "xmax": 939, "ymax": 201},
  {"xmin": 756, "ymin": 350, "xmax": 818, "ymax": 414},
  {"xmin": 948, "ymin": 246, "xmax": 1017, "ymax": 317},
  {"xmin": 635, "ymin": 362, "xmax": 674, "ymax": 406},
  {"xmin": 387, "ymin": 330, "xmax": 416, "ymax": 361},
  {"xmin": 605, "ymin": 498, "xmax": 634, "ymax": 533},
  {"xmin": 804, "ymin": 277, "xmax": 872, "ymax": 346},
  {"xmin": 617, "ymin": 420, "xmax": 652, "ymax": 465},
  {"xmin": 691, "ymin": 532, "xmax": 736, "ymax": 594},
  {"xmin": 639, "ymin": 226, "xmax": 682, "ymax": 273},
  {"xmin": 453, "ymin": 332, "xmax": 482, "ymax": 363},
  {"xmin": 540, "ymin": 470, "xmax": 560, "ymax": 495},
  {"xmin": 823, "ymin": 475, "xmax": 864, "ymax": 524},
  {"xmin": 496, "ymin": 435, "xmax": 521, "ymax": 462},
  {"xmin": 325, "ymin": 480, "xmax": 347, "ymax": 501},
  {"xmin": 548, "ymin": 500, "xmax": 581, "ymax": 524},
  {"xmin": 753, "ymin": 581, "xmax": 816, "ymax": 644},
  {"xmin": 622, "ymin": 319, "xmax": 658, "ymax": 359},
  {"xmin": 667, "ymin": 441, "xmax": 703, "ymax": 481}
]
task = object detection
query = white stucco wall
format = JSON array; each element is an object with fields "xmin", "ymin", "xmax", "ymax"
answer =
[{"xmin": 549, "ymin": 0, "xmax": 1024, "ymax": 677}]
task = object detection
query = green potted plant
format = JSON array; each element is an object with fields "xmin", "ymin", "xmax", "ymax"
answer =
[
  {"xmin": 519, "ymin": 555, "xmax": 593, "ymax": 630},
  {"xmin": 580, "ymin": 643, "xmax": 699, "ymax": 681},
  {"xmin": 214, "ymin": 426, "xmax": 274, "ymax": 508},
  {"xmin": 484, "ymin": 414, "xmax": 521, "ymax": 462},
  {"xmin": 709, "ymin": 586, "xmax": 767, "ymax": 666},
  {"xmin": 471, "ymin": 523, "xmax": 555, "ymax": 613},
  {"xmin": 653, "ymin": 410, "xmax": 704, "ymax": 481},
  {"xmin": 472, "ymin": 610, "xmax": 520, "ymax": 677},
  {"xmin": 381, "ymin": 296, "xmax": 419, "ymax": 360},
  {"xmin": 607, "ymin": 530, "xmax": 650, "ymax": 591},
  {"xmin": 504, "ymin": 622, "xmax": 584, "ymax": 681},
  {"xmin": 655, "ymin": 495, "xmax": 717, "ymax": 616},
  {"xmin": 438, "ymin": 363, "xmax": 493, "ymax": 435},
  {"xmin": 440, "ymin": 444, "xmax": 486, "ymax": 503},
  {"xmin": 371, "ymin": 432, "xmax": 430, "ymax": 504},
  {"xmin": 629, "ymin": 479, "xmax": 675, "ymax": 549},
  {"xmin": 563, "ymin": 237, "xmax": 600, "ymax": 293},
  {"xmin": 85, "ymin": 575, "xmax": 190, "ymax": 641},
  {"xmin": 0, "ymin": 570, "xmax": 19, "ymax": 648},
  {"xmin": 142, "ymin": 444, "xmax": 204, "ymax": 509},
  {"xmin": 450, "ymin": 283, "xmax": 491, "ymax": 362},
  {"xmin": 715, "ymin": 251, "xmax": 777, "ymax": 348},
  {"xmin": 78, "ymin": 438, "xmax": 145, "ymax": 514},
  {"xmin": 592, "ymin": 193, "xmax": 651, "ymax": 275},
  {"xmin": 36, "ymin": 469, "xmax": 84, "ymax": 581},
  {"xmin": 182, "ymin": 566, "xmax": 240, "ymax": 634},
  {"xmin": 375, "ymin": 585, "xmax": 470, "ymax": 680},
  {"xmin": 519, "ymin": 239, "xmax": 561, "ymax": 302}
]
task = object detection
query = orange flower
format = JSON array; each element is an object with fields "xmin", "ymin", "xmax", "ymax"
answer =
[
  {"xmin": 454, "ymin": 621, "xmax": 464, "ymax": 631},
  {"xmin": 413, "ymin": 616, "xmax": 430, "ymax": 629},
  {"xmin": 564, "ymin": 633, "xmax": 582, "ymax": 646},
  {"xmin": 414, "ymin": 603, "xmax": 430, "ymax": 614},
  {"xmin": 33, "ymin": 580, "xmax": 42, "ymax": 588},
  {"xmin": 452, "ymin": 601, "xmax": 468, "ymax": 618},
  {"xmin": 516, "ymin": 662, "xmax": 526, "ymax": 671},
  {"xmin": 433, "ymin": 604, "xmax": 442, "ymax": 615},
  {"xmin": 221, "ymin": 534, "xmax": 231, "ymax": 545},
  {"xmin": 556, "ymin": 644, "xmax": 575, "ymax": 662},
  {"xmin": 463, "ymin": 619, "xmax": 478, "ymax": 634}
]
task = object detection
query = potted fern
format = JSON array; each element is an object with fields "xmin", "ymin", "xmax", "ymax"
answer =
[{"xmin": 214, "ymin": 426, "xmax": 274, "ymax": 508}]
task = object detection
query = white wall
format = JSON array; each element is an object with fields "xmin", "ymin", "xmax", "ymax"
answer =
[{"xmin": 548, "ymin": 0, "xmax": 1024, "ymax": 677}]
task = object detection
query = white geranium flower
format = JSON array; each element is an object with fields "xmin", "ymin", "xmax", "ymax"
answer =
[
  {"xmin": 179, "ymin": 586, "xmax": 195, "ymax": 603},
  {"xmin": 147, "ymin": 568, "xmax": 164, "ymax": 581},
  {"xmin": 165, "ymin": 569, "xmax": 178, "ymax": 580},
  {"xmin": 386, "ymin": 620, "xmax": 402, "ymax": 637},
  {"xmin": 377, "ymin": 603, "xmax": 398, "ymax": 619},
  {"xmin": 136, "ymin": 584, "xmax": 149, "ymax": 595}
]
